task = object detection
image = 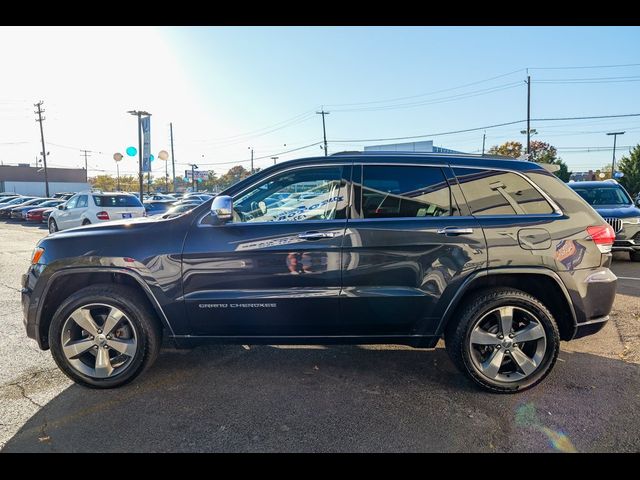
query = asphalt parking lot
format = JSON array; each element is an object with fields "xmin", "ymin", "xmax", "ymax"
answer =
[{"xmin": 0, "ymin": 221, "xmax": 638, "ymax": 452}]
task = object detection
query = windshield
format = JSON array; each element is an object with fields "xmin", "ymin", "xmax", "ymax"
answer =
[
  {"xmin": 6, "ymin": 197, "xmax": 33, "ymax": 205},
  {"xmin": 93, "ymin": 195, "xmax": 142, "ymax": 207},
  {"xmin": 572, "ymin": 186, "xmax": 632, "ymax": 206}
]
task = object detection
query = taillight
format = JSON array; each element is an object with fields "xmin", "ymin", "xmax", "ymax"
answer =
[
  {"xmin": 586, "ymin": 225, "xmax": 615, "ymax": 253},
  {"xmin": 96, "ymin": 211, "xmax": 110, "ymax": 220}
]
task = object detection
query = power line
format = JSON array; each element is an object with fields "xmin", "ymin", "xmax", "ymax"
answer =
[
  {"xmin": 324, "ymin": 69, "xmax": 525, "ymax": 108},
  {"xmin": 331, "ymin": 82, "xmax": 523, "ymax": 113},
  {"xmin": 331, "ymin": 113, "xmax": 640, "ymax": 144},
  {"xmin": 529, "ymin": 63, "xmax": 640, "ymax": 70},
  {"xmin": 193, "ymin": 141, "xmax": 323, "ymax": 167}
]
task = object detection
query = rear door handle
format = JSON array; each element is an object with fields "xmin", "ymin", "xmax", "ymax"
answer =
[
  {"xmin": 298, "ymin": 231, "xmax": 339, "ymax": 240},
  {"xmin": 437, "ymin": 227, "xmax": 474, "ymax": 236}
]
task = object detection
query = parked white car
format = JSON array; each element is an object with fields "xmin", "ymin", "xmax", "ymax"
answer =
[{"xmin": 48, "ymin": 191, "xmax": 145, "ymax": 233}]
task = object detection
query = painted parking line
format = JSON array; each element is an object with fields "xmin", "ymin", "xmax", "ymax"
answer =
[{"xmin": 616, "ymin": 276, "xmax": 640, "ymax": 281}]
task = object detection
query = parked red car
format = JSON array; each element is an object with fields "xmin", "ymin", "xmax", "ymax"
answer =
[{"xmin": 26, "ymin": 206, "xmax": 55, "ymax": 222}]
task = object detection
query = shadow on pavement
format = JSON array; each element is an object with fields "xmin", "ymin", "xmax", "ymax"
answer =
[{"xmin": 3, "ymin": 345, "xmax": 639, "ymax": 453}]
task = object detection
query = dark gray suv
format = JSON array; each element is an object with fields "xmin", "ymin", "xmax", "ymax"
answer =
[{"xmin": 21, "ymin": 153, "xmax": 618, "ymax": 392}]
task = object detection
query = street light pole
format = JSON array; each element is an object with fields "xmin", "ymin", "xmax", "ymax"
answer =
[
  {"xmin": 271, "ymin": 156, "xmax": 278, "ymax": 165},
  {"xmin": 127, "ymin": 110, "xmax": 151, "ymax": 203},
  {"xmin": 607, "ymin": 131, "xmax": 625, "ymax": 177}
]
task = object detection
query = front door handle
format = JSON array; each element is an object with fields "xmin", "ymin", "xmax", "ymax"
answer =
[
  {"xmin": 298, "ymin": 231, "xmax": 339, "ymax": 240},
  {"xmin": 437, "ymin": 227, "xmax": 474, "ymax": 236}
]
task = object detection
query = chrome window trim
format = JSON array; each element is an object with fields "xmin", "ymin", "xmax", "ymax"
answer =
[{"xmin": 197, "ymin": 160, "xmax": 562, "ymax": 226}]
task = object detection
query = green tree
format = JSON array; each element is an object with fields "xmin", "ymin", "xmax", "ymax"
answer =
[
  {"xmin": 529, "ymin": 140, "xmax": 557, "ymax": 164},
  {"xmin": 488, "ymin": 141, "xmax": 523, "ymax": 158},
  {"xmin": 618, "ymin": 144, "xmax": 640, "ymax": 197}
]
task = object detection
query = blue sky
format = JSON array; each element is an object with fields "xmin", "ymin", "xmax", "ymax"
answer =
[{"xmin": 1, "ymin": 26, "xmax": 639, "ymax": 177}]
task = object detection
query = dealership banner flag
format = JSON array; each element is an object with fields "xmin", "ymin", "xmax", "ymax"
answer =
[{"xmin": 142, "ymin": 116, "xmax": 151, "ymax": 172}]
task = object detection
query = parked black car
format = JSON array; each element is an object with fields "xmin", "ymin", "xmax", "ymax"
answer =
[
  {"xmin": 569, "ymin": 180, "xmax": 640, "ymax": 261},
  {"xmin": 22, "ymin": 153, "xmax": 617, "ymax": 392}
]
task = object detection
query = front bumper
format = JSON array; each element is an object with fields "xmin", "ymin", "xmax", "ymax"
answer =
[{"xmin": 613, "ymin": 224, "xmax": 640, "ymax": 252}]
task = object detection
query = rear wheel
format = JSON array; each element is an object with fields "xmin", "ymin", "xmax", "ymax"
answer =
[
  {"xmin": 49, "ymin": 284, "xmax": 162, "ymax": 388},
  {"xmin": 48, "ymin": 219, "xmax": 58, "ymax": 233},
  {"xmin": 445, "ymin": 288, "xmax": 560, "ymax": 393},
  {"xmin": 630, "ymin": 251, "xmax": 640, "ymax": 262},
  {"xmin": 82, "ymin": 219, "xmax": 91, "ymax": 226}
]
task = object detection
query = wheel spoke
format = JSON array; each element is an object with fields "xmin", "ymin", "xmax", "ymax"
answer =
[
  {"xmin": 470, "ymin": 328, "xmax": 501, "ymax": 345},
  {"xmin": 94, "ymin": 347, "xmax": 114, "ymax": 378},
  {"xmin": 63, "ymin": 338, "xmax": 94, "ymax": 359},
  {"xmin": 103, "ymin": 307, "xmax": 124, "ymax": 336},
  {"xmin": 69, "ymin": 308, "xmax": 99, "ymax": 336},
  {"xmin": 513, "ymin": 322, "xmax": 545, "ymax": 343},
  {"xmin": 107, "ymin": 338, "xmax": 136, "ymax": 357},
  {"xmin": 498, "ymin": 306, "xmax": 514, "ymax": 336},
  {"xmin": 510, "ymin": 347, "xmax": 537, "ymax": 376},
  {"xmin": 481, "ymin": 348, "xmax": 505, "ymax": 379}
]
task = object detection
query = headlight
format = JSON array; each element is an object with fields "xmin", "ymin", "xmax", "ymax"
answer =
[
  {"xmin": 622, "ymin": 217, "xmax": 640, "ymax": 225},
  {"xmin": 31, "ymin": 247, "xmax": 44, "ymax": 265}
]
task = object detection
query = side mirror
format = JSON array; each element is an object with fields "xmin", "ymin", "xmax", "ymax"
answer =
[
  {"xmin": 57, "ymin": 204, "xmax": 64, "ymax": 210},
  {"xmin": 210, "ymin": 195, "xmax": 233, "ymax": 224}
]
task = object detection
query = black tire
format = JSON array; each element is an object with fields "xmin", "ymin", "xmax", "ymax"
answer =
[
  {"xmin": 630, "ymin": 251, "xmax": 640, "ymax": 262},
  {"xmin": 48, "ymin": 219, "xmax": 58, "ymax": 233},
  {"xmin": 82, "ymin": 219, "xmax": 91, "ymax": 226},
  {"xmin": 445, "ymin": 287, "xmax": 560, "ymax": 393},
  {"xmin": 49, "ymin": 284, "xmax": 162, "ymax": 388}
]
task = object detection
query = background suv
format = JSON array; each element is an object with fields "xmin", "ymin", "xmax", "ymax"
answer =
[
  {"xmin": 569, "ymin": 180, "xmax": 640, "ymax": 261},
  {"xmin": 48, "ymin": 191, "xmax": 145, "ymax": 232},
  {"xmin": 22, "ymin": 153, "xmax": 617, "ymax": 392}
]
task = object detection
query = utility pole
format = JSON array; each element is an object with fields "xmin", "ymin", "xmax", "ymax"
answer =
[
  {"xmin": 248, "ymin": 147, "xmax": 254, "ymax": 174},
  {"xmin": 170, "ymin": 122, "xmax": 176, "ymax": 193},
  {"xmin": 526, "ymin": 75, "xmax": 531, "ymax": 156},
  {"xmin": 607, "ymin": 131, "xmax": 625, "ymax": 176},
  {"xmin": 80, "ymin": 149, "xmax": 91, "ymax": 182},
  {"xmin": 316, "ymin": 109, "xmax": 330, "ymax": 156},
  {"xmin": 127, "ymin": 110, "xmax": 151, "ymax": 203},
  {"xmin": 481, "ymin": 132, "xmax": 486, "ymax": 155},
  {"xmin": 34, "ymin": 101, "xmax": 50, "ymax": 197},
  {"xmin": 271, "ymin": 156, "xmax": 278, "ymax": 165}
]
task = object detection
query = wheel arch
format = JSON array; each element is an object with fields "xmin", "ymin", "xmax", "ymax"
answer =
[
  {"xmin": 36, "ymin": 267, "xmax": 175, "ymax": 349},
  {"xmin": 437, "ymin": 268, "xmax": 577, "ymax": 341}
]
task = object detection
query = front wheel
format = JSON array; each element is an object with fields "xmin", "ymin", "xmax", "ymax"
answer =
[
  {"xmin": 630, "ymin": 251, "xmax": 640, "ymax": 262},
  {"xmin": 49, "ymin": 284, "xmax": 162, "ymax": 388},
  {"xmin": 48, "ymin": 219, "xmax": 58, "ymax": 233},
  {"xmin": 445, "ymin": 288, "xmax": 560, "ymax": 393}
]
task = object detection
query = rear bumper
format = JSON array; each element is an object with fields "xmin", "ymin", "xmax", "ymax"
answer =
[{"xmin": 558, "ymin": 267, "xmax": 617, "ymax": 340}]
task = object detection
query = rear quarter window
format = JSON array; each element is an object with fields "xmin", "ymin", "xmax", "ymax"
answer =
[{"xmin": 454, "ymin": 168, "xmax": 554, "ymax": 215}]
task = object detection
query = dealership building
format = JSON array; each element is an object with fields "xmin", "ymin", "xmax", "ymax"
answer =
[
  {"xmin": 363, "ymin": 140, "xmax": 463, "ymax": 154},
  {"xmin": 0, "ymin": 164, "xmax": 89, "ymax": 196}
]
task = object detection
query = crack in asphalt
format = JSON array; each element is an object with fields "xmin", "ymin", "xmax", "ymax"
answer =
[{"xmin": 0, "ymin": 282, "xmax": 21, "ymax": 293}]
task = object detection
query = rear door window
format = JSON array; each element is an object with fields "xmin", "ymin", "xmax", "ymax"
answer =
[
  {"xmin": 454, "ymin": 168, "xmax": 553, "ymax": 215},
  {"xmin": 361, "ymin": 165, "xmax": 451, "ymax": 218}
]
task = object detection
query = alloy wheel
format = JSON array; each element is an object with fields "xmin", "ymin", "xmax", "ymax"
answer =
[
  {"xmin": 468, "ymin": 306, "xmax": 547, "ymax": 383},
  {"xmin": 61, "ymin": 303, "xmax": 138, "ymax": 379}
]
